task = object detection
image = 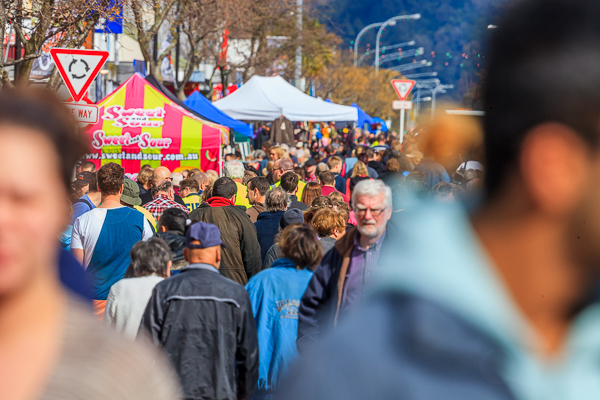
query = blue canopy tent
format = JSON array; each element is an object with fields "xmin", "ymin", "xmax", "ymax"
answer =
[
  {"xmin": 373, "ymin": 117, "xmax": 389, "ymax": 132},
  {"xmin": 184, "ymin": 91, "xmax": 253, "ymax": 140},
  {"xmin": 351, "ymin": 103, "xmax": 374, "ymax": 131}
]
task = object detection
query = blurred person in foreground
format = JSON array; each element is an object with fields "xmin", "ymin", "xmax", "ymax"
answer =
[
  {"xmin": 189, "ymin": 177, "xmax": 261, "ymax": 285},
  {"xmin": 246, "ymin": 224, "xmax": 322, "ymax": 399},
  {"xmin": 0, "ymin": 89, "xmax": 179, "ymax": 399},
  {"xmin": 104, "ymin": 238, "xmax": 171, "ymax": 339},
  {"xmin": 278, "ymin": 1, "xmax": 600, "ymax": 399},
  {"xmin": 296, "ymin": 180, "xmax": 393, "ymax": 352},
  {"xmin": 140, "ymin": 222, "xmax": 258, "ymax": 400}
]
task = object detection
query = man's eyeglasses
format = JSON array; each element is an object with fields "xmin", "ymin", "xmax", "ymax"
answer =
[{"xmin": 355, "ymin": 206, "xmax": 386, "ymax": 217}]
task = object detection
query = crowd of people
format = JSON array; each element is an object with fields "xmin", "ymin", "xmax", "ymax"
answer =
[{"xmin": 6, "ymin": 1, "xmax": 600, "ymax": 399}]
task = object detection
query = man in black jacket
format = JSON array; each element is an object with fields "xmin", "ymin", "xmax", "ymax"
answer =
[{"xmin": 139, "ymin": 221, "xmax": 259, "ymax": 400}]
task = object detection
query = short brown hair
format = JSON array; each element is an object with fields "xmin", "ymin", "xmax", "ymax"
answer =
[
  {"xmin": 280, "ymin": 171, "xmax": 299, "ymax": 193},
  {"xmin": 326, "ymin": 156, "xmax": 342, "ymax": 170},
  {"xmin": 319, "ymin": 171, "xmax": 335, "ymax": 186},
  {"xmin": 387, "ymin": 158, "xmax": 400, "ymax": 172},
  {"xmin": 97, "ymin": 162, "xmax": 124, "ymax": 195},
  {"xmin": 137, "ymin": 168, "xmax": 154, "ymax": 185},
  {"xmin": 180, "ymin": 178, "xmax": 199, "ymax": 193},
  {"xmin": 311, "ymin": 208, "xmax": 345, "ymax": 237},
  {"xmin": 279, "ymin": 224, "xmax": 322, "ymax": 269},
  {"xmin": 248, "ymin": 177, "xmax": 270, "ymax": 195}
]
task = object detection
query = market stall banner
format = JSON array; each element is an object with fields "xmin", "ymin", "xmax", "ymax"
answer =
[{"xmin": 85, "ymin": 73, "xmax": 227, "ymax": 176}]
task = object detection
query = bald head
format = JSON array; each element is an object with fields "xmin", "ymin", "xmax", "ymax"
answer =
[
  {"xmin": 273, "ymin": 158, "xmax": 295, "ymax": 183},
  {"xmin": 154, "ymin": 166, "xmax": 172, "ymax": 182},
  {"xmin": 183, "ymin": 244, "xmax": 221, "ymax": 269}
]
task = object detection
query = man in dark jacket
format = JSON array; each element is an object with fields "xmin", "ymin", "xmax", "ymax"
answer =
[
  {"xmin": 297, "ymin": 179, "xmax": 392, "ymax": 353},
  {"xmin": 255, "ymin": 187, "xmax": 287, "ymax": 263},
  {"xmin": 139, "ymin": 222, "xmax": 259, "ymax": 400},
  {"xmin": 189, "ymin": 177, "xmax": 261, "ymax": 285},
  {"xmin": 280, "ymin": 171, "xmax": 309, "ymax": 211}
]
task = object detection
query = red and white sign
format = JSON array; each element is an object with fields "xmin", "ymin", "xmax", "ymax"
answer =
[
  {"xmin": 391, "ymin": 79, "xmax": 416, "ymax": 101},
  {"xmin": 65, "ymin": 103, "xmax": 99, "ymax": 124},
  {"xmin": 102, "ymin": 105, "xmax": 166, "ymax": 128},
  {"xmin": 50, "ymin": 48, "xmax": 109, "ymax": 101},
  {"xmin": 393, "ymin": 100, "xmax": 413, "ymax": 110}
]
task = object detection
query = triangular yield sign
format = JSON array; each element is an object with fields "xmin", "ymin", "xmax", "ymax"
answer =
[
  {"xmin": 50, "ymin": 48, "xmax": 109, "ymax": 102},
  {"xmin": 391, "ymin": 79, "xmax": 416, "ymax": 101}
]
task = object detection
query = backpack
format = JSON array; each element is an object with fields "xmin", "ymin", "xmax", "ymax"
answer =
[{"xmin": 73, "ymin": 197, "xmax": 94, "ymax": 210}]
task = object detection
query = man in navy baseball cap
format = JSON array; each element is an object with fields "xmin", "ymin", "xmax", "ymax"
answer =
[
  {"xmin": 185, "ymin": 221, "xmax": 227, "ymax": 250},
  {"xmin": 140, "ymin": 220, "xmax": 259, "ymax": 400}
]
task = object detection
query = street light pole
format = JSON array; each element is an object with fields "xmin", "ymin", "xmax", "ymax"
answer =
[
  {"xmin": 375, "ymin": 13, "xmax": 420, "ymax": 74},
  {"xmin": 294, "ymin": 0, "xmax": 303, "ymax": 89},
  {"xmin": 353, "ymin": 22, "xmax": 384, "ymax": 66}
]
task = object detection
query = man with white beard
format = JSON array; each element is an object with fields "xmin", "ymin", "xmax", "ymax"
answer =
[{"xmin": 297, "ymin": 179, "xmax": 394, "ymax": 353}]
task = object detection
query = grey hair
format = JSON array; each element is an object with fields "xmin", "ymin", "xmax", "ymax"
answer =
[
  {"xmin": 129, "ymin": 238, "xmax": 172, "ymax": 278},
  {"xmin": 254, "ymin": 149, "xmax": 267, "ymax": 159},
  {"xmin": 316, "ymin": 162, "xmax": 329, "ymax": 174},
  {"xmin": 351, "ymin": 179, "xmax": 392, "ymax": 210},
  {"xmin": 265, "ymin": 187, "xmax": 288, "ymax": 212},
  {"xmin": 171, "ymin": 171, "xmax": 183, "ymax": 186},
  {"xmin": 152, "ymin": 180, "xmax": 173, "ymax": 197},
  {"xmin": 224, "ymin": 160, "xmax": 245, "ymax": 179}
]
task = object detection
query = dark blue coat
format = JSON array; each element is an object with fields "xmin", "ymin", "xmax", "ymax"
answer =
[
  {"xmin": 278, "ymin": 292, "xmax": 516, "ymax": 400},
  {"xmin": 255, "ymin": 211, "xmax": 285, "ymax": 265}
]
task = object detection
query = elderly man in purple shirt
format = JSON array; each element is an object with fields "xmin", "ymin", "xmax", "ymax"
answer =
[{"xmin": 297, "ymin": 179, "xmax": 393, "ymax": 353}]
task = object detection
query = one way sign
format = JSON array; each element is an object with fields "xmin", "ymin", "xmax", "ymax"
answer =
[{"xmin": 50, "ymin": 48, "xmax": 109, "ymax": 102}]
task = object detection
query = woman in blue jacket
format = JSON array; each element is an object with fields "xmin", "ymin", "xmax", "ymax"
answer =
[{"xmin": 245, "ymin": 224, "xmax": 323, "ymax": 399}]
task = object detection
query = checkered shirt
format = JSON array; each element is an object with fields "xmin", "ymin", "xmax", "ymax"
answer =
[{"xmin": 142, "ymin": 194, "xmax": 188, "ymax": 222}]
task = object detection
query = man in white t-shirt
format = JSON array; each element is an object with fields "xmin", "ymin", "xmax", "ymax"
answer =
[{"xmin": 71, "ymin": 162, "xmax": 153, "ymax": 314}]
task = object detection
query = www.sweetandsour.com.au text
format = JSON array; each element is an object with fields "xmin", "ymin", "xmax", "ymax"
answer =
[{"xmin": 85, "ymin": 152, "xmax": 199, "ymax": 161}]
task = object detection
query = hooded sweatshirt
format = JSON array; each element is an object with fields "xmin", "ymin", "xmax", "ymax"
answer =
[{"xmin": 254, "ymin": 210, "xmax": 286, "ymax": 263}]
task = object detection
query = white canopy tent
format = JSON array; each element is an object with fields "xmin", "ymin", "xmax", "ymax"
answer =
[{"xmin": 213, "ymin": 75, "xmax": 358, "ymax": 122}]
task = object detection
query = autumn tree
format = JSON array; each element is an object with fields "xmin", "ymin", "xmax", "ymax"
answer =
[
  {"xmin": 0, "ymin": 0, "xmax": 116, "ymax": 87},
  {"xmin": 122, "ymin": 0, "xmax": 180, "ymax": 81}
]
